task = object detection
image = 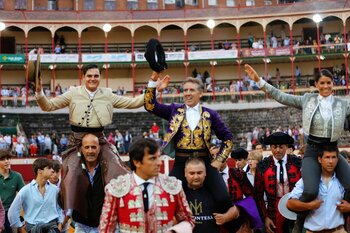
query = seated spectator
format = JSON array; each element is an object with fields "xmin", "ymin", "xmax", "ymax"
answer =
[
  {"xmin": 189, "ymin": 44, "xmax": 197, "ymax": 51},
  {"xmin": 54, "ymin": 44, "xmax": 61, "ymax": 54},
  {"xmin": 252, "ymin": 38, "xmax": 259, "ymax": 49},
  {"xmin": 283, "ymin": 37, "xmax": 290, "ymax": 47},
  {"xmin": 223, "ymin": 40, "xmax": 232, "ymax": 50}
]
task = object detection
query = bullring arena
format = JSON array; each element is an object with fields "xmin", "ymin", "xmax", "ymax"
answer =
[{"xmin": 1, "ymin": 0, "xmax": 350, "ymax": 232}]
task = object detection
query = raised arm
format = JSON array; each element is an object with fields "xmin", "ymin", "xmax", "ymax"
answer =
[
  {"xmin": 144, "ymin": 72, "xmax": 174, "ymax": 121},
  {"xmin": 36, "ymin": 86, "xmax": 72, "ymax": 112},
  {"xmin": 244, "ymin": 64, "xmax": 303, "ymax": 109},
  {"xmin": 111, "ymin": 92, "xmax": 144, "ymax": 109}
]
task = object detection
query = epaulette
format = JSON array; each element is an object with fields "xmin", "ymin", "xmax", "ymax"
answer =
[
  {"xmin": 105, "ymin": 173, "xmax": 131, "ymax": 198},
  {"xmin": 289, "ymin": 154, "xmax": 302, "ymax": 168},
  {"xmin": 159, "ymin": 174, "xmax": 182, "ymax": 195},
  {"xmin": 257, "ymin": 156, "xmax": 271, "ymax": 173}
]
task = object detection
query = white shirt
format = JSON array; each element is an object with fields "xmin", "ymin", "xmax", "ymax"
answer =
[
  {"xmin": 273, "ymin": 155, "xmax": 287, "ymax": 183},
  {"xmin": 273, "ymin": 155, "xmax": 289, "ymax": 197},
  {"xmin": 246, "ymin": 170, "xmax": 254, "ymax": 186},
  {"xmin": 4, "ymin": 135, "xmax": 12, "ymax": 144},
  {"xmin": 242, "ymin": 164, "xmax": 250, "ymax": 173},
  {"xmin": 220, "ymin": 165, "xmax": 229, "ymax": 188},
  {"xmin": 289, "ymin": 173, "xmax": 344, "ymax": 231},
  {"xmin": 83, "ymin": 86, "xmax": 98, "ymax": 99},
  {"xmin": 147, "ymin": 80, "xmax": 201, "ymax": 131},
  {"xmin": 15, "ymin": 143, "xmax": 24, "ymax": 154},
  {"xmin": 133, "ymin": 172, "xmax": 156, "ymax": 209},
  {"xmin": 186, "ymin": 103, "xmax": 200, "ymax": 131}
]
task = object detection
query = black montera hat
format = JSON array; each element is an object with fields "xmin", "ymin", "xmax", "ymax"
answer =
[
  {"xmin": 231, "ymin": 148, "xmax": 249, "ymax": 160},
  {"xmin": 144, "ymin": 38, "xmax": 167, "ymax": 73},
  {"xmin": 264, "ymin": 132, "xmax": 294, "ymax": 145}
]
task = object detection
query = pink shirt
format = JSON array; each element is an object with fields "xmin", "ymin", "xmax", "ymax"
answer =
[{"xmin": 0, "ymin": 198, "xmax": 5, "ymax": 230}]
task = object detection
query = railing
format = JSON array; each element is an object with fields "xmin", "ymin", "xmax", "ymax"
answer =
[
  {"xmin": 2, "ymin": 42, "xmax": 348, "ymax": 66},
  {"xmin": 1, "ymin": 86, "xmax": 348, "ymax": 108}
]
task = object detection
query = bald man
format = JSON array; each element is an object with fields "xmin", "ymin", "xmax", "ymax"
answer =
[{"xmin": 61, "ymin": 134, "xmax": 107, "ymax": 233}]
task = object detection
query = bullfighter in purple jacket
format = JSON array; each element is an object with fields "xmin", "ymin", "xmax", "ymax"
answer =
[{"xmin": 144, "ymin": 72, "xmax": 234, "ymax": 221}]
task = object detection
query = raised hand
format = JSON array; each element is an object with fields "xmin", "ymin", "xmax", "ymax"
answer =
[
  {"xmin": 244, "ymin": 64, "xmax": 260, "ymax": 83},
  {"xmin": 156, "ymin": 75, "xmax": 170, "ymax": 93}
]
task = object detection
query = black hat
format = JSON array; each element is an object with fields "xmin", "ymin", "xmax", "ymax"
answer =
[
  {"xmin": 231, "ymin": 148, "xmax": 249, "ymax": 160},
  {"xmin": 264, "ymin": 132, "xmax": 294, "ymax": 145},
  {"xmin": 144, "ymin": 38, "xmax": 168, "ymax": 73}
]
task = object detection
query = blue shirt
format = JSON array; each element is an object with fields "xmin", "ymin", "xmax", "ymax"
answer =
[
  {"xmin": 8, "ymin": 180, "xmax": 63, "ymax": 228},
  {"xmin": 289, "ymin": 173, "xmax": 344, "ymax": 231},
  {"xmin": 83, "ymin": 164, "xmax": 99, "ymax": 186}
]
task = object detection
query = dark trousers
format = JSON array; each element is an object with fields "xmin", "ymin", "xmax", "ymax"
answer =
[
  {"xmin": 300, "ymin": 143, "xmax": 350, "ymax": 202},
  {"xmin": 4, "ymin": 211, "xmax": 12, "ymax": 233},
  {"xmin": 170, "ymin": 155, "xmax": 233, "ymax": 213}
]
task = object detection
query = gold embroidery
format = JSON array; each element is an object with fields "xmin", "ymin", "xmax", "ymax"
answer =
[
  {"xmin": 163, "ymin": 108, "xmax": 185, "ymax": 144},
  {"xmin": 217, "ymin": 139, "xmax": 233, "ymax": 162},
  {"xmin": 144, "ymin": 88, "xmax": 155, "ymax": 111},
  {"xmin": 176, "ymin": 110, "xmax": 211, "ymax": 150},
  {"xmin": 202, "ymin": 111, "xmax": 212, "ymax": 149}
]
